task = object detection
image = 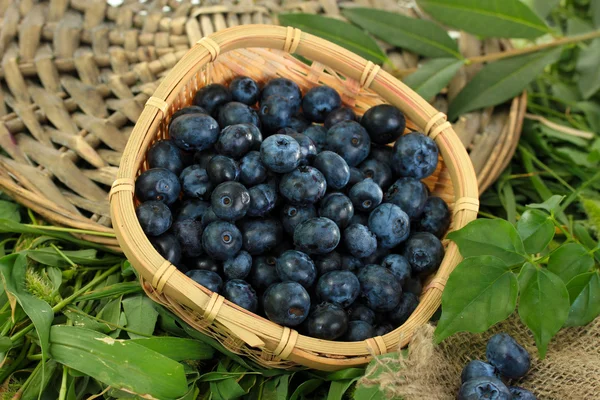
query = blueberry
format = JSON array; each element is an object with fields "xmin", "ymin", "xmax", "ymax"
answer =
[
  {"xmin": 288, "ymin": 133, "xmax": 317, "ymax": 165},
  {"xmin": 417, "ymin": 196, "xmax": 451, "ymax": 238},
  {"xmin": 260, "ymin": 134, "xmax": 301, "ymax": 173},
  {"xmin": 326, "ymin": 121, "xmax": 371, "ymax": 167},
  {"xmin": 360, "ymin": 104, "xmax": 406, "ymax": 145},
  {"xmin": 223, "ymin": 251, "xmax": 252, "ymax": 280},
  {"xmin": 457, "ymin": 376, "xmax": 511, "ymax": 400},
  {"xmin": 341, "ymin": 255, "xmax": 363, "ymax": 272},
  {"xmin": 313, "ymin": 151, "xmax": 350, "ymax": 190},
  {"xmin": 180, "ymin": 165, "xmax": 213, "ymax": 200},
  {"xmin": 207, "ymin": 155, "xmax": 239, "ymax": 184},
  {"xmin": 349, "ymin": 179, "xmax": 383, "ymax": 213},
  {"xmin": 404, "ymin": 278, "xmax": 422, "ymax": 295},
  {"xmin": 147, "ymin": 140, "xmax": 184, "ymax": 175},
  {"xmin": 193, "ymin": 83, "xmax": 232, "ymax": 114},
  {"xmin": 223, "ymin": 279, "xmax": 258, "ymax": 313},
  {"xmin": 368, "ymin": 203, "xmax": 410, "ymax": 249},
  {"xmin": 202, "ymin": 221, "xmax": 242, "ymax": 260},
  {"xmin": 315, "ymin": 251, "xmax": 342, "ymax": 275},
  {"xmin": 325, "ymin": 107, "xmax": 356, "ymax": 129},
  {"xmin": 293, "ymin": 217, "xmax": 340, "ymax": 255},
  {"xmin": 136, "ymin": 201, "xmax": 172, "ymax": 236},
  {"xmin": 461, "ymin": 360, "xmax": 499, "ymax": 383},
  {"xmin": 369, "ymin": 144, "xmax": 393, "ymax": 167},
  {"xmin": 261, "ymin": 78, "xmax": 302, "ymax": 112},
  {"xmin": 239, "ymin": 151, "xmax": 267, "ymax": 186},
  {"xmin": 357, "ymin": 265, "xmax": 402, "ymax": 312},
  {"xmin": 170, "ymin": 106, "xmax": 208, "ymax": 126},
  {"xmin": 250, "ymin": 255, "xmax": 280, "ymax": 291},
  {"xmin": 186, "ymin": 269, "xmax": 223, "ymax": 293},
  {"xmin": 279, "ymin": 166, "xmax": 327, "ymax": 205},
  {"xmin": 343, "ymin": 224, "xmax": 377, "ymax": 259},
  {"xmin": 385, "ymin": 178, "xmax": 428, "ymax": 220},
  {"xmin": 247, "ymin": 124, "xmax": 263, "ymax": 150},
  {"xmin": 193, "ymin": 150, "xmax": 215, "ymax": 169},
  {"xmin": 169, "ymin": 114, "xmax": 219, "ymax": 152},
  {"xmin": 259, "ymin": 95, "xmax": 295, "ymax": 133},
  {"xmin": 187, "ymin": 256, "xmax": 221, "ymax": 273},
  {"xmin": 316, "ymin": 270, "xmax": 360, "ymax": 308},
  {"xmin": 289, "ymin": 113, "xmax": 310, "ymax": 132},
  {"xmin": 176, "ymin": 199, "xmax": 210, "ymax": 222},
  {"xmin": 240, "ymin": 219, "xmax": 282, "ymax": 255},
  {"xmin": 200, "ymin": 207, "xmax": 219, "ymax": 229},
  {"xmin": 403, "ymin": 232, "xmax": 444, "ymax": 276},
  {"xmin": 486, "ymin": 333, "xmax": 531, "ymax": 379},
  {"xmin": 509, "ymin": 387, "xmax": 536, "ymax": 400},
  {"xmin": 217, "ymin": 102, "xmax": 260, "ymax": 129},
  {"xmin": 359, "ymin": 158, "xmax": 393, "ymax": 189},
  {"xmin": 247, "ymin": 183, "xmax": 277, "ymax": 217},
  {"xmin": 343, "ymin": 321, "xmax": 374, "ymax": 341},
  {"xmin": 302, "ymin": 85, "xmax": 341, "ymax": 122},
  {"xmin": 348, "ymin": 212, "xmax": 369, "ymax": 226},
  {"xmin": 136, "ymin": 168, "xmax": 181, "ymax": 205},
  {"xmin": 264, "ymin": 282, "xmax": 311, "ymax": 326},
  {"xmin": 360, "ymin": 245, "xmax": 390, "ymax": 265},
  {"xmin": 319, "ymin": 193, "xmax": 354, "ymax": 229},
  {"xmin": 392, "ymin": 132, "xmax": 439, "ymax": 179},
  {"xmin": 276, "ymin": 250, "xmax": 316, "ymax": 288},
  {"xmin": 210, "ymin": 182, "xmax": 250, "ymax": 221},
  {"xmin": 348, "ymin": 303, "xmax": 376, "ymax": 324},
  {"xmin": 347, "ymin": 167, "xmax": 366, "ymax": 188},
  {"xmin": 388, "ymin": 292, "xmax": 418, "ymax": 325},
  {"xmin": 374, "ymin": 323, "xmax": 394, "ymax": 336},
  {"xmin": 149, "ymin": 232, "xmax": 182, "ymax": 265},
  {"xmin": 229, "ymin": 76, "xmax": 260, "ymax": 105},
  {"xmin": 172, "ymin": 219, "xmax": 204, "ymax": 257},
  {"xmin": 215, "ymin": 124, "xmax": 255, "ymax": 159},
  {"xmin": 306, "ymin": 302, "xmax": 348, "ymax": 340},
  {"xmin": 303, "ymin": 125, "xmax": 328, "ymax": 152},
  {"xmin": 381, "ymin": 254, "xmax": 411, "ymax": 286}
]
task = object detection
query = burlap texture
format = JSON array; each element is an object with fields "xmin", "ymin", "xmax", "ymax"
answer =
[{"xmin": 360, "ymin": 315, "xmax": 600, "ymax": 399}]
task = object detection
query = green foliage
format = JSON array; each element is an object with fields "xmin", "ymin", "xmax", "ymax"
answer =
[{"xmin": 403, "ymin": 58, "xmax": 465, "ymax": 100}]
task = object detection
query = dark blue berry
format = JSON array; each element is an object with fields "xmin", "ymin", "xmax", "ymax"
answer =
[
  {"xmin": 250, "ymin": 255, "xmax": 280, "ymax": 291},
  {"xmin": 149, "ymin": 232, "xmax": 182, "ymax": 266},
  {"xmin": 239, "ymin": 151, "xmax": 267, "ymax": 186},
  {"xmin": 404, "ymin": 278, "xmax": 422, "ymax": 295},
  {"xmin": 280, "ymin": 166, "xmax": 327, "ymax": 205},
  {"xmin": 186, "ymin": 270, "xmax": 223, "ymax": 293},
  {"xmin": 169, "ymin": 114, "xmax": 219, "ymax": 152},
  {"xmin": 261, "ymin": 78, "xmax": 301, "ymax": 112},
  {"xmin": 170, "ymin": 106, "xmax": 207, "ymax": 126},
  {"xmin": 193, "ymin": 150, "xmax": 214, "ymax": 169},
  {"xmin": 343, "ymin": 321, "xmax": 374, "ymax": 341},
  {"xmin": 341, "ymin": 255, "xmax": 363, "ymax": 272},
  {"xmin": 202, "ymin": 221, "xmax": 242, "ymax": 261},
  {"xmin": 418, "ymin": 196, "xmax": 450, "ymax": 238},
  {"xmin": 302, "ymin": 85, "xmax": 341, "ymax": 122},
  {"xmin": 315, "ymin": 251, "xmax": 342, "ymax": 275},
  {"xmin": 147, "ymin": 140, "xmax": 184, "ymax": 175},
  {"xmin": 307, "ymin": 302, "xmax": 348, "ymax": 340},
  {"xmin": 289, "ymin": 113, "xmax": 310, "ymax": 132},
  {"xmin": 229, "ymin": 76, "xmax": 260, "ymax": 105},
  {"xmin": 207, "ymin": 155, "xmax": 239, "ymax": 184},
  {"xmin": 403, "ymin": 232, "xmax": 444, "ymax": 276},
  {"xmin": 385, "ymin": 178, "xmax": 428, "ymax": 220},
  {"xmin": 281, "ymin": 204, "xmax": 318, "ymax": 235},
  {"xmin": 461, "ymin": 360, "xmax": 500, "ymax": 383},
  {"xmin": 381, "ymin": 254, "xmax": 411, "ymax": 286},
  {"xmin": 374, "ymin": 323, "xmax": 394, "ymax": 336},
  {"xmin": 200, "ymin": 207, "xmax": 219, "ymax": 230},
  {"xmin": 215, "ymin": 124, "xmax": 255, "ymax": 159},
  {"xmin": 348, "ymin": 212, "xmax": 369, "ymax": 226},
  {"xmin": 343, "ymin": 224, "xmax": 377, "ymax": 259},
  {"xmin": 180, "ymin": 165, "xmax": 213, "ymax": 200},
  {"xmin": 369, "ymin": 144, "xmax": 393, "ymax": 167},
  {"xmin": 193, "ymin": 84, "xmax": 232, "ymax": 114},
  {"xmin": 293, "ymin": 217, "xmax": 340, "ymax": 255},
  {"xmin": 260, "ymin": 134, "xmax": 301, "ymax": 173},
  {"xmin": 348, "ymin": 303, "xmax": 376, "ymax": 324},
  {"xmin": 210, "ymin": 182, "xmax": 250, "ymax": 221},
  {"xmin": 319, "ymin": 193, "xmax": 354, "ymax": 229},
  {"xmin": 316, "ymin": 270, "xmax": 360, "ymax": 308},
  {"xmin": 136, "ymin": 168, "xmax": 181, "ymax": 205},
  {"xmin": 348, "ymin": 167, "xmax": 366, "ymax": 188},
  {"xmin": 388, "ymin": 292, "xmax": 418, "ymax": 325},
  {"xmin": 247, "ymin": 124, "xmax": 263, "ymax": 150},
  {"xmin": 276, "ymin": 250, "xmax": 316, "ymax": 288},
  {"xmin": 223, "ymin": 279, "xmax": 258, "ymax": 312},
  {"xmin": 509, "ymin": 387, "xmax": 536, "ymax": 400},
  {"xmin": 458, "ymin": 377, "xmax": 511, "ymax": 400},
  {"xmin": 176, "ymin": 199, "xmax": 210, "ymax": 222},
  {"xmin": 325, "ymin": 107, "xmax": 356, "ymax": 129},
  {"xmin": 357, "ymin": 265, "xmax": 402, "ymax": 312},
  {"xmin": 486, "ymin": 333, "xmax": 531, "ymax": 379},
  {"xmin": 217, "ymin": 102, "xmax": 260, "ymax": 128},
  {"xmin": 360, "ymin": 245, "xmax": 390, "ymax": 265},
  {"xmin": 288, "ymin": 133, "xmax": 317, "ymax": 165},
  {"xmin": 359, "ymin": 158, "xmax": 393, "ymax": 189},
  {"xmin": 259, "ymin": 95, "xmax": 295, "ymax": 133},
  {"xmin": 392, "ymin": 132, "xmax": 439, "ymax": 179},
  {"xmin": 172, "ymin": 219, "xmax": 203, "ymax": 257},
  {"xmin": 349, "ymin": 178, "xmax": 383, "ymax": 213},
  {"xmin": 187, "ymin": 256, "xmax": 221, "ymax": 273},
  {"xmin": 136, "ymin": 201, "xmax": 172, "ymax": 236},
  {"xmin": 303, "ymin": 125, "xmax": 328, "ymax": 152},
  {"xmin": 360, "ymin": 104, "xmax": 406, "ymax": 145},
  {"xmin": 313, "ymin": 151, "xmax": 350, "ymax": 190},
  {"xmin": 368, "ymin": 203, "xmax": 410, "ymax": 248},
  {"xmin": 264, "ymin": 282, "xmax": 311, "ymax": 326},
  {"xmin": 240, "ymin": 219, "xmax": 282, "ymax": 255},
  {"xmin": 223, "ymin": 251, "xmax": 252, "ymax": 280},
  {"xmin": 326, "ymin": 121, "xmax": 371, "ymax": 167},
  {"xmin": 247, "ymin": 183, "xmax": 277, "ymax": 217}
]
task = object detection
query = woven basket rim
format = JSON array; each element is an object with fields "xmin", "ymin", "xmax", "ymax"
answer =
[{"xmin": 110, "ymin": 24, "xmax": 479, "ymax": 370}]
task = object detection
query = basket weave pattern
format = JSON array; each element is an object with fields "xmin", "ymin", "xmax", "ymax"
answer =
[{"xmin": 110, "ymin": 25, "xmax": 479, "ymax": 370}]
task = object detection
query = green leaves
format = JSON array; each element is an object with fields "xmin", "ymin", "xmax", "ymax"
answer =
[
  {"xmin": 404, "ymin": 58, "xmax": 465, "ymax": 99},
  {"xmin": 122, "ymin": 293, "xmax": 159, "ymax": 339},
  {"xmin": 0, "ymin": 200, "xmax": 21, "ymax": 222},
  {"xmin": 547, "ymin": 243, "xmax": 595, "ymax": 283},
  {"xmin": 416, "ymin": 0, "xmax": 550, "ymax": 39},
  {"xmin": 131, "ymin": 337, "xmax": 215, "ymax": 361},
  {"xmin": 277, "ymin": 13, "xmax": 388, "ymax": 64},
  {"xmin": 517, "ymin": 210, "xmax": 555, "ymax": 254},
  {"xmin": 342, "ymin": 8, "xmax": 461, "ymax": 59},
  {"xmin": 435, "ymin": 256, "xmax": 518, "ymax": 342},
  {"xmin": 447, "ymin": 219, "xmax": 527, "ymax": 265},
  {"xmin": 448, "ymin": 48, "xmax": 562, "ymax": 120},
  {"xmin": 565, "ymin": 272, "xmax": 600, "ymax": 327},
  {"xmin": 518, "ymin": 263, "xmax": 569, "ymax": 358},
  {"xmin": 576, "ymin": 39, "xmax": 600, "ymax": 99}
]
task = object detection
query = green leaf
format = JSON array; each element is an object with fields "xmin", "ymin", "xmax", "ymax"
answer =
[
  {"xmin": 277, "ymin": 14, "xmax": 388, "ymax": 64},
  {"xmin": 575, "ymin": 101, "xmax": 600, "ymax": 133},
  {"xmin": 131, "ymin": 337, "xmax": 214, "ymax": 361},
  {"xmin": 416, "ymin": 0, "xmax": 550, "ymax": 39},
  {"xmin": 122, "ymin": 293, "xmax": 159, "ymax": 339},
  {"xmin": 325, "ymin": 368, "xmax": 365, "ymax": 381},
  {"xmin": 518, "ymin": 263, "xmax": 570, "ymax": 358},
  {"xmin": 210, "ymin": 379, "xmax": 246, "ymax": 400},
  {"xmin": 20, "ymin": 360, "xmax": 58, "ymax": 400},
  {"xmin": 341, "ymin": 8, "xmax": 461, "ymax": 59},
  {"xmin": 49, "ymin": 325, "xmax": 188, "ymax": 399},
  {"xmin": 289, "ymin": 379, "xmax": 323, "ymax": 400},
  {"xmin": 517, "ymin": 209, "xmax": 555, "ymax": 254},
  {"xmin": 435, "ymin": 256, "xmax": 518, "ymax": 342},
  {"xmin": 448, "ymin": 48, "xmax": 561, "ymax": 120},
  {"xmin": 447, "ymin": 219, "xmax": 527, "ymax": 265},
  {"xmin": 27, "ymin": 248, "xmax": 122, "ymax": 267},
  {"xmin": 576, "ymin": 39, "xmax": 600, "ymax": 99},
  {"xmin": 592, "ymin": 0, "xmax": 600, "ymax": 28},
  {"xmin": 0, "ymin": 200, "xmax": 21, "ymax": 222},
  {"xmin": 403, "ymin": 58, "xmax": 465, "ymax": 100},
  {"xmin": 555, "ymin": 147, "xmax": 597, "ymax": 168},
  {"xmin": 353, "ymin": 383, "xmax": 385, "ymax": 400},
  {"xmin": 327, "ymin": 379, "xmax": 360, "ymax": 400},
  {"xmin": 565, "ymin": 271, "xmax": 600, "ymax": 327},
  {"xmin": 0, "ymin": 336, "xmax": 12, "ymax": 352},
  {"xmin": 98, "ymin": 297, "xmax": 122, "ymax": 330},
  {"xmin": 547, "ymin": 243, "xmax": 595, "ymax": 283},
  {"xmin": 526, "ymin": 195, "xmax": 564, "ymax": 215},
  {"xmin": 64, "ymin": 309, "xmax": 113, "ymax": 334},
  {"xmin": 520, "ymin": 0, "xmax": 560, "ymax": 18},
  {"xmin": 77, "ymin": 282, "xmax": 142, "ymax": 302}
]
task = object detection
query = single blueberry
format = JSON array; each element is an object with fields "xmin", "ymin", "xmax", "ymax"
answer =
[
  {"xmin": 259, "ymin": 95, "xmax": 295, "ymax": 133},
  {"xmin": 289, "ymin": 113, "xmax": 310, "ymax": 132},
  {"xmin": 381, "ymin": 254, "xmax": 411, "ymax": 286},
  {"xmin": 385, "ymin": 178, "xmax": 428, "ymax": 220},
  {"xmin": 392, "ymin": 132, "xmax": 439, "ymax": 179},
  {"xmin": 186, "ymin": 269, "xmax": 223, "ymax": 293},
  {"xmin": 359, "ymin": 158, "xmax": 393, "ymax": 189},
  {"xmin": 215, "ymin": 124, "xmax": 255, "ymax": 159},
  {"xmin": 239, "ymin": 219, "xmax": 283, "ymax": 255},
  {"xmin": 281, "ymin": 204, "xmax": 318, "ymax": 235},
  {"xmin": 176, "ymin": 199, "xmax": 210, "ymax": 222},
  {"xmin": 276, "ymin": 250, "xmax": 316, "ymax": 288},
  {"xmin": 509, "ymin": 387, "xmax": 536, "ymax": 400},
  {"xmin": 325, "ymin": 107, "xmax": 356, "ymax": 129},
  {"xmin": 250, "ymin": 255, "xmax": 280, "ymax": 291},
  {"xmin": 193, "ymin": 150, "xmax": 214, "ymax": 169},
  {"xmin": 347, "ymin": 167, "xmax": 366, "ymax": 188},
  {"xmin": 288, "ymin": 132, "xmax": 318, "ymax": 165},
  {"xmin": 223, "ymin": 251, "xmax": 253, "ymax": 280},
  {"xmin": 343, "ymin": 321, "xmax": 374, "ymax": 341},
  {"xmin": 404, "ymin": 278, "xmax": 423, "ymax": 296},
  {"xmin": 169, "ymin": 106, "xmax": 207, "ymax": 126},
  {"xmin": 247, "ymin": 183, "xmax": 278, "ymax": 217},
  {"xmin": 341, "ymin": 254, "xmax": 363, "ymax": 272},
  {"xmin": 202, "ymin": 221, "xmax": 242, "ymax": 261},
  {"xmin": 217, "ymin": 102, "xmax": 260, "ymax": 128},
  {"xmin": 264, "ymin": 282, "xmax": 311, "ymax": 326},
  {"xmin": 136, "ymin": 168, "xmax": 181, "ymax": 205},
  {"xmin": 374, "ymin": 323, "xmax": 394, "ymax": 336},
  {"xmin": 486, "ymin": 333, "xmax": 531, "ymax": 379},
  {"xmin": 313, "ymin": 151, "xmax": 350, "ymax": 190},
  {"xmin": 149, "ymin": 232, "xmax": 182, "ymax": 266},
  {"xmin": 169, "ymin": 114, "xmax": 219, "ymax": 152},
  {"xmin": 260, "ymin": 78, "xmax": 302, "ymax": 112},
  {"xmin": 348, "ymin": 212, "xmax": 369, "ymax": 226},
  {"xmin": 326, "ymin": 121, "xmax": 371, "ymax": 167},
  {"xmin": 343, "ymin": 224, "xmax": 377, "ymax": 259},
  {"xmin": 247, "ymin": 124, "xmax": 263, "ymax": 150},
  {"xmin": 403, "ymin": 232, "xmax": 444, "ymax": 276},
  {"xmin": 207, "ymin": 155, "xmax": 240, "ymax": 184},
  {"xmin": 200, "ymin": 207, "xmax": 220, "ymax": 229},
  {"xmin": 260, "ymin": 134, "xmax": 301, "ymax": 173},
  {"xmin": 180, "ymin": 165, "xmax": 213, "ymax": 200},
  {"xmin": 369, "ymin": 144, "xmax": 394, "ymax": 167},
  {"xmin": 136, "ymin": 201, "xmax": 172, "ymax": 236},
  {"xmin": 360, "ymin": 245, "xmax": 390, "ymax": 265},
  {"xmin": 293, "ymin": 217, "xmax": 340, "ymax": 255},
  {"xmin": 315, "ymin": 251, "xmax": 342, "ymax": 275},
  {"xmin": 223, "ymin": 279, "xmax": 258, "ymax": 313},
  {"xmin": 357, "ymin": 265, "xmax": 402, "ymax": 312},
  {"xmin": 302, "ymin": 85, "xmax": 341, "ymax": 122},
  {"xmin": 279, "ymin": 166, "xmax": 327, "ymax": 205},
  {"xmin": 417, "ymin": 196, "xmax": 451, "ymax": 238},
  {"xmin": 319, "ymin": 193, "xmax": 354, "ymax": 229},
  {"xmin": 348, "ymin": 303, "xmax": 376, "ymax": 324},
  {"xmin": 210, "ymin": 181, "xmax": 250, "ymax": 221},
  {"xmin": 303, "ymin": 125, "xmax": 328, "ymax": 152},
  {"xmin": 187, "ymin": 256, "xmax": 221, "ymax": 273},
  {"xmin": 316, "ymin": 270, "xmax": 360, "ymax": 308},
  {"xmin": 368, "ymin": 203, "xmax": 410, "ymax": 249},
  {"xmin": 193, "ymin": 83, "xmax": 232, "ymax": 114},
  {"xmin": 172, "ymin": 219, "xmax": 204, "ymax": 257},
  {"xmin": 229, "ymin": 76, "xmax": 260, "ymax": 105},
  {"xmin": 388, "ymin": 292, "xmax": 418, "ymax": 326},
  {"xmin": 457, "ymin": 376, "xmax": 511, "ymax": 400},
  {"xmin": 360, "ymin": 104, "xmax": 406, "ymax": 145},
  {"xmin": 461, "ymin": 360, "xmax": 500, "ymax": 383},
  {"xmin": 349, "ymin": 179, "xmax": 383, "ymax": 213},
  {"xmin": 239, "ymin": 151, "xmax": 268, "ymax": 186},
  {"xmin": 306, "ymin": 302, "xmax": 348, "ymax": 340},
  {"xmin": 147, "ymin": 139, "xmax": 184, "ymax": 175}
]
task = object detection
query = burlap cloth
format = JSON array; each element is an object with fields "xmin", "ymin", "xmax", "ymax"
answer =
[{"xmin": 360, "ymin": 315, "xmax": 600, "ymax": 399}]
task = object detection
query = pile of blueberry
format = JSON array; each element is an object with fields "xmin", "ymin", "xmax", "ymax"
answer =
[
  {"xmin": 135, "ymin": 75, "xmax": 451, "ymax": 341},
  {"xmin": 459, "ymin": 333, "xmax": 535, "ymax": 400}
]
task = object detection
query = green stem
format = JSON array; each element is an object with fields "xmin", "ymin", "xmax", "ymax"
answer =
[
  {"xmin": 478, "ymin": 211, "xmax": 499, "ymax": 219},
  {"xmin": 559, "ymin": 170, "xmax": 600, "ymax": 213},
  {"xmin": 50, "ymin": 244, "xmax": 77, "ymax": 268},
  {"xmin": 27, "ymin": 209, "xmax": 38, "ymax": 226},
  {"xmin": 13, "ymin": 360, "xmax": 41, "ymax": 397},
  {"xmin": 0, "ymin": 338, "xmax": 31, "ymax": 384},
  {"xmin": 520, "ymin": 147, "xmax": 576, "ymax": 192},
  {"xmin": 58, "ymin": 365, "xmax": 68, "ymax": 400},
  {"xmin": 23, "ymin": 225, "xmax": 116, "ymax": 238},
  {"xmin": 0, "ymin": 319, "xmax": 11, "ymax": 337}
]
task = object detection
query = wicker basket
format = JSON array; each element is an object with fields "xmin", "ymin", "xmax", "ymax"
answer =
[{"xmin": 109, "ymin": 25, "xmax": 479, "ymax": 370}]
